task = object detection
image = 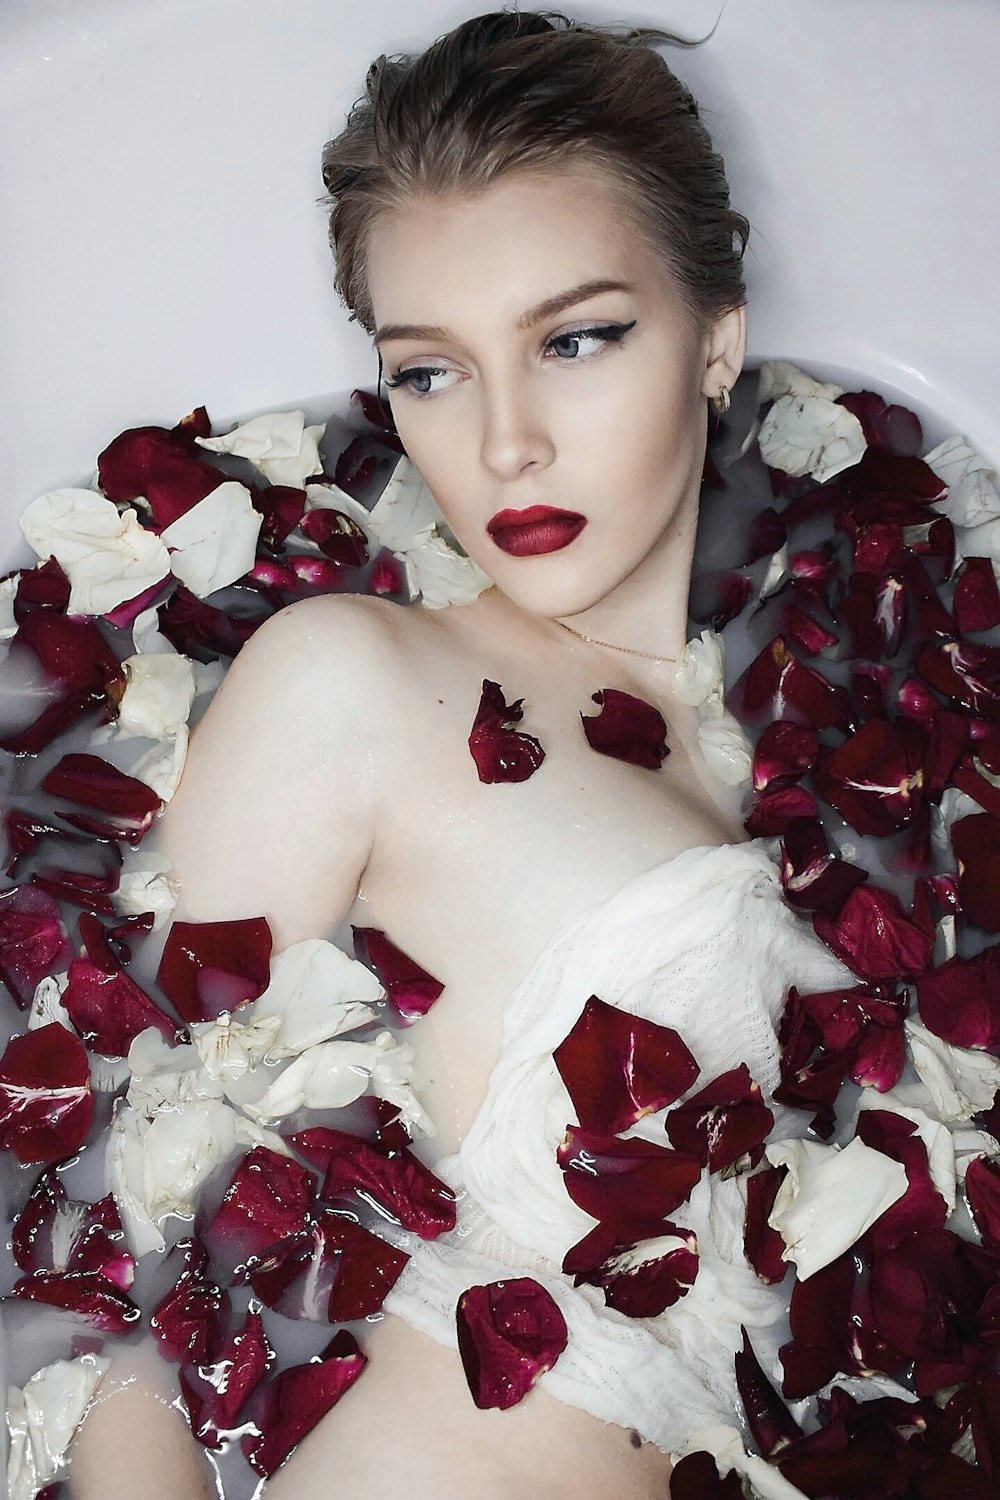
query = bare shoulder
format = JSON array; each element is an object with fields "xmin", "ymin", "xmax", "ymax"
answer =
[{"xmin": 233, "ymin": 591, "xmax": 412, "ymax": 700}]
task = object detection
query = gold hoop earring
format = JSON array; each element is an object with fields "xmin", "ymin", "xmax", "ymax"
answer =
[{"xmin": 712, "ymin": 386, "xmax": 731, "ymax": 415}]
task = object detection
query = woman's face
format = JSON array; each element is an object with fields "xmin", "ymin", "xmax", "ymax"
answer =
[{"xmin": 366, "ymin": 162, "xmax": 744, "ymax": 620}]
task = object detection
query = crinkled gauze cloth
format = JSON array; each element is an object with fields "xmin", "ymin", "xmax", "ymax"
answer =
[{"xmin": 379, "ymin": 836, "xmax": 858, "ymax": 1454}]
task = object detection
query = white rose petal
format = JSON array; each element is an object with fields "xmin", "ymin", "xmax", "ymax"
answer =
[
  {"xmin": 130, "ymin": 606, "xmax": 178, "ymax": 656},
  {"xmin": 0, "ymin": 572, "xmax": 20, "ymax": 640},
  {"xmin": 125, "ymin": 1027, "xmax": 223, "ymax": 1117},
  {"xmin": 250, "ymin": 938, "xmax": 383, "ymax": 1058},
  {"xmin": 926, "ymin": 434, "xmax": 1000, "ymax": 529},
  {"xmin": 955, "ymin": 1131, "xmax": 1000, "ymax": 1186},
  {"xmin": 672, "ymin": 629, "xmax": 725, "ymax": 708},
  {"xmin": 159, "ymin": 480, "xmax": 262, "ymax": 598},
  {"xmin": 126, "ymin": 724, "xmax": 189, "ymax": 802},
  {"xmin": 905, "ymin": 1017, "xmax": 1000, "ymax": 1123},
  {"xmin": 765, "ymin": 1136, "xmax": 908, "ymax": 1279},
  {"xmin": 7, "ymin": 1354, "xmax": 109, "ymax": 1500},
  {"xmin": 195, "ymin": 410, "xmax": 325, "ymax": 489},
  {"xmin": 112, "ymin": 653, "xmax": 196, "ymax": 740},
  {"xmin": 188, "ymin": 1012, "xmax": 284, "ymax": 1085},
  {"xmin": 697, "ymin": 711, "xmax": 754, "ymax": 786},
  {"xmin": 241, "ymin": 1037, "xmax": 386, "ymax": 1121},
  {"xmin": 400, "ymin": 532, "xmax": 492, "ymax": 610},
  {"xmin": 27, "ymin": 972, "xmax": 71, "ymax": 1032},
  {"xmin": 757, "ymin": 360, "xmax": 845, "ymax": 406},
  {"xmin": 112, "ymin": 847, "xmax": 180, "ymax": 928},
  {"xmin": 757, "ymin": 394, "xmax": 867, "ymax": 484},
  {"xmin": 18, "ymin": 489, "xmax": 171, "ymax": 617},
  {"xmin": 368, "ymin": 1030, "xmax": 437, "ymax": 1138},
  {"xmin": 759, "ymin": 543, "xmax": 789, "ymax": 601}
]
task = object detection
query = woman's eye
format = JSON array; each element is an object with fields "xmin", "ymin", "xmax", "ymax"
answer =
[{"xmin": 384, "ymin": 321, "xmax": 636, "ymax": 400}]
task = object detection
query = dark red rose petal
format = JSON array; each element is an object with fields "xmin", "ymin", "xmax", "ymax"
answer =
[
  {"xmin": 42, "ymin": 758, "xmax": 160, "ymax": 834},
  {"xmin": 752, "ymin": 720, "xmax": 819, "ymax": 793},
  {"xmin": 562, "ymin": 1216, "xmax": 698, "ymax": 1317},
  {"xmin": 734, "ymin": 636, "xmax": 852, "ymax": 733},
  {"xmin": 179, "ymin": 1307, "xmax": 273, "ymax": 1449},
  {"xmin": 155, "ymin": 915, "xmax": 273, "ymax": 1022},
  {"xmin": 9, "ymin": 1269, "xmax": 140, "ymax": 1334},
  {"xmin": 98, "ymin": 422, "xmax": 225, "ymax": 529},
  {"xmin": 468, "ymin": 679, "xmax": 546, "ymax": 784},
  {"xmin": 0, "ymin": 1024, "xmax": 93, "ymax": 1164},
  {"xmin": 736, "ymin": 1326, "xmax": 803, "ymax": 1457},
  {"xmin": 580, "ymin": 688, "xmax": 669, "ymax": 770},
  {"xmin": 951, "ymin": 813, "xmax": 1000, "ymax": 934},
  {"xmin": 811, "ymin": 718, "xmax": 925, "ymax": 837},
  {"xmin": 368, "ymin": 551, "xmax": 407, "ymax": 597},
  {"xmin": 664, "ymin": 1063, "xmax": 773, "ymax": 1173},
  {"xmin": 249, "ymin": 1210, "xmax": 408, "ymax": 1322},
  {"xmin": 779, "ymin": 1251, "xmax": 857, "ymax": 1399},
  {"xmin": 151, "ymin": 1240, "xmax": 230, "ymax": 1365},
  {"xmin": 455, "ymin": 1277, "xmax": 568, "ymax": 1410},
  {"xmin": 812, "ymin": 883, "xmax": 934, "ymax": 983},
  {"xmin": 966, "ymin": 1155, "xmax": 1000, "ymax": 1251},
  {"xmin": 240, "ymin": 1329, "xmax": 367, "ymax": 1479},
  {"xmin": 916, "ymin": 944, "xmax": 1000, "ymax": 1051},
  {"xmin": 669, "ymin": 1451, "xmax": 745, "ymax": 1500},
  {"xmin": 744, "ymin": 1165, "xmax": 789, "ymax": 1284},
  {"xmin": 298, "ymin": 507, "xmax": 369, "ymax": 568},
  {"xmin": 157, "ymin": 583, "xmax": 271, "ymax": 663},
  {"xmin": 779, "ymin": 818, "xmax": 868, "ymax": 920},
  {"xmin": 0, "ymin": 884, "xmax": 72, "ymax": 1010},
  {"xmin": 955, "ymin": 557, "xmax": 1000, "ymax": 634},
  {"xmin": 290, "ymin": 1127, "xmax": 456, "ymax": 1240},
  {"xmin": 551, "ymin": 994, "xmax": 699, "ymax": 1137},
  {"xmin": 351, "ymin": 926, "xmax": 443, "ymax": 1024},
  {"xmin": 689, "ymin": 569, "xmax": 753, "ymax": 631},
  {"xmin": 556, "ymin": 1125, "xmax": 702, "ymax": 1221},
  {"xmin": 855, "ymin": 1110, "xmax": 949, "ymax": 1250},
  {"xmin": 744, "ymin": 783, "xmax": 820, "ymax": 837},
  {"xmin": 918, "ymin": 640, "xmax": 1000, "ymax": 723},
  {"xmin": 203, "ymin": 1147, "xmax": 316, "ymax": 1274},
  {"xmin": 835, "ymin": 391, "xmax": 923, "ymax": 457}
]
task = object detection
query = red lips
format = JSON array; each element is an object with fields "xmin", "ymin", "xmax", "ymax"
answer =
[{"xmin": 486, "ymin": 505, "xmax": 587, "ymax": 557}]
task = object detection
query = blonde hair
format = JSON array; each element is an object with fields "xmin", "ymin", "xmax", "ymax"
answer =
[{"xmin": 318, "ymin": 7, "xmax": 749, "ymax": 337}]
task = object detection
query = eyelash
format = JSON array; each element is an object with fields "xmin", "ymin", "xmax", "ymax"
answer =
[{"xmin": 383, "ymin": 321, "xmax": 637, "ymax": 399}]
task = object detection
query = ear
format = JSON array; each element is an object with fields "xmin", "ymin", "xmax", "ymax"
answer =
[{"xmin": 700, "ymin": 303, "xmax": 747, "ymax": 400}]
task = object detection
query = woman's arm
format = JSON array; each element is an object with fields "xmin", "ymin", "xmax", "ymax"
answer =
[{"xmin": 153, "ymin": 591, "xmax": 391, "ymax": 950}]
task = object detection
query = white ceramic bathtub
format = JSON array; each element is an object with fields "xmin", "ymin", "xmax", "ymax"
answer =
[{"xmin": 0, "ymin": 0, "xmax": 997, "ymax": 1488}]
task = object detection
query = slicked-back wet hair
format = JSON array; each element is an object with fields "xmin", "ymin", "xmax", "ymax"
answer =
[{"xmin": 318, "ymin": 7, "xmax": 749, "ymax": 339}]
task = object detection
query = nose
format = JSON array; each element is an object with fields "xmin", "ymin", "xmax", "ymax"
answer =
[{"xmin": 477, "ymin": 371, "xmax": 556, "ymax": 481}]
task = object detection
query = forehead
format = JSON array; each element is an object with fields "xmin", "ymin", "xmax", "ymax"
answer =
[{"xmin": 366, "ymin": 163, "xmax": 666, "ymax": 328}]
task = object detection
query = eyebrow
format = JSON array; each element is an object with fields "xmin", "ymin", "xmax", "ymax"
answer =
[{"xmin": 372, "ymin": 278, "xmax": 635, "ymax": 350}]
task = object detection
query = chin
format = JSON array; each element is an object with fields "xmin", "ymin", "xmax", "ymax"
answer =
[{"xmin": 486, "ymin": 556, "xmax": 635, "ymax": 622}]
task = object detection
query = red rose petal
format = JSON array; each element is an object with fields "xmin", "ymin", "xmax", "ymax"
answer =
[
  {"xmin": 744, "ymin": 783, "xmax": 820, "ymax": 837},
  {"xmin": 455, "ymin": 1277, "xmax": 568, "ymax": 1410},
  {"xmin": 368, "ymin": 550, "xmax": 406, "ymax": 597},
  {"xmin": 240, "ymin": 1329, "xmax": 367, "ymax": 1479},
  {"xmin": 669, "ymin": 1451, "xmax": 746, "ymax": 1499},
  {"xmin": 249, "ymin": 1210, "xmax": 408, "ymax": 1321},
  {"xmin": 779, "ymin": 819, "xmax": 868, "ymax": 920},
  {"xmin": 855, "ymin": 1110, "xmax": 949, "ymax": 1249},
  {"xmin": 744, "ymin": 1164, "xmax": 789, "ymax": 1284},
  {"xmin": 951, "ymin": 813, "xmax": 1000, "ymax": 933},
  {"xmin": 155, "ymin": 915, "xmax": 273, "ymax": 1022},
  {"xmin": 0, "ymin": 884, "xmax": 72, "ymax": 1010},
  {"xmin": 735, "ymin": 636, "xmax": 852, "ymax": 733},
  {"xmin": 0, "ymin": 1024, "xmax": 93, "ymax": 1164},
  {"xmin": 580, "ymin": 688, "xmax": 669, "ymax": 770},
  {"xmin": 98, "ymin": 422, "xmax": 225, "ymax": 529},
  {"xmin": 12, "ymin": 1172, "xmax": 135, "ymax": 1289},
  {"xmin": 151, "ymin": 1240, "xmax": 230, "ymax": 1365},
  {"xmin": 918, "ymin": 640, "xmax": 1000, "ymax": 723},
  {"xmin": 351, "ymin": 925, "xmax": 443, "ymax": 1024},
  {"xmin": 812, "ymin": 719, "xmax": 925, "ymax": 837},
  {"xmin": 955, "ymin": 557, "xmax": 1000, "ymax": 634},
  {"xmin": 290, "ymin": 1127, "xmax": 456, "ymax": 1239},
  {"xmin": 664, "ymin": 1063, "xmax": 774, "ymax": 1173},
  {"xmin": 203, "ymin": 1146, "xmax": 316, "ymax": 1272},
  {"xmin": 965, "ymin": 1155, "xmax": 1000, "ymax": 1252},
  {"xmin": 9, "ymin": 1269, "xmax": 140, "ymax": 1334},
  {"xmin": 157, "ymin": 583, "xmax": 272, "ymax": 662},
  {"xmin": 779, "ymin": 1251, "xmax": 857, "ymax": 1400},
  {"xmin": 556, "ymin": 1125, "xmax": 702, "ymax": 1221},
  {"xmin": 736, "ymin": 1326, "xmax": 803, "ymax": 1456},
  {"xmin": 562, "ymin": 1216, "xmax": 698, "ymax": 1317},
  {"xmin": 752, "ymin": 720, "xmax": 819, "ymax": 793},
  {"xmin": 298, "ymin": 507, "xmax": 369, "ymax": 568},
  {"xmin": 468, "ymin": 679, "xmax": 546, "ymax": 784},
  {"xmin": 812, "ymin": 882, "xmax": 934, "ymax": 983},
  {"xmin": 552, "ymin": 994, "xmax": 699, "ymax": 1136},
  {"xmin": 180, "ymin": 1306, "xmax": 274, "ymax": 1450},
  {"xmin": 916, "ymin": 945, "xmax": 1000, "ymax": 1051},
  {"xmin": 62, "ymin": 954, "xmax": 179, "ymax": 1056}
]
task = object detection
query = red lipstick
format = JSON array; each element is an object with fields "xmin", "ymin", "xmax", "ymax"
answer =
[{"xmin": 486, "ymin": 504, "xmax": 587, "ymax": 557}]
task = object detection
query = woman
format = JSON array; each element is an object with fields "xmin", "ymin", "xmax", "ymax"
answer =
[{"xmin": 68, "ymin": 10, "xmax": 856, "ymax": 1497}]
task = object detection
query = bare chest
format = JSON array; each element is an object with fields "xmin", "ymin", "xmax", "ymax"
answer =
[{"xmin": 345, "ymin": 655, "xmax": 749, "ymax": 1156}]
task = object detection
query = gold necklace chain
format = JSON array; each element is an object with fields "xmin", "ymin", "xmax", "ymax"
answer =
[{"xmin": 556, "ymin": 619, "xmax": 679, "ymax": 664}]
